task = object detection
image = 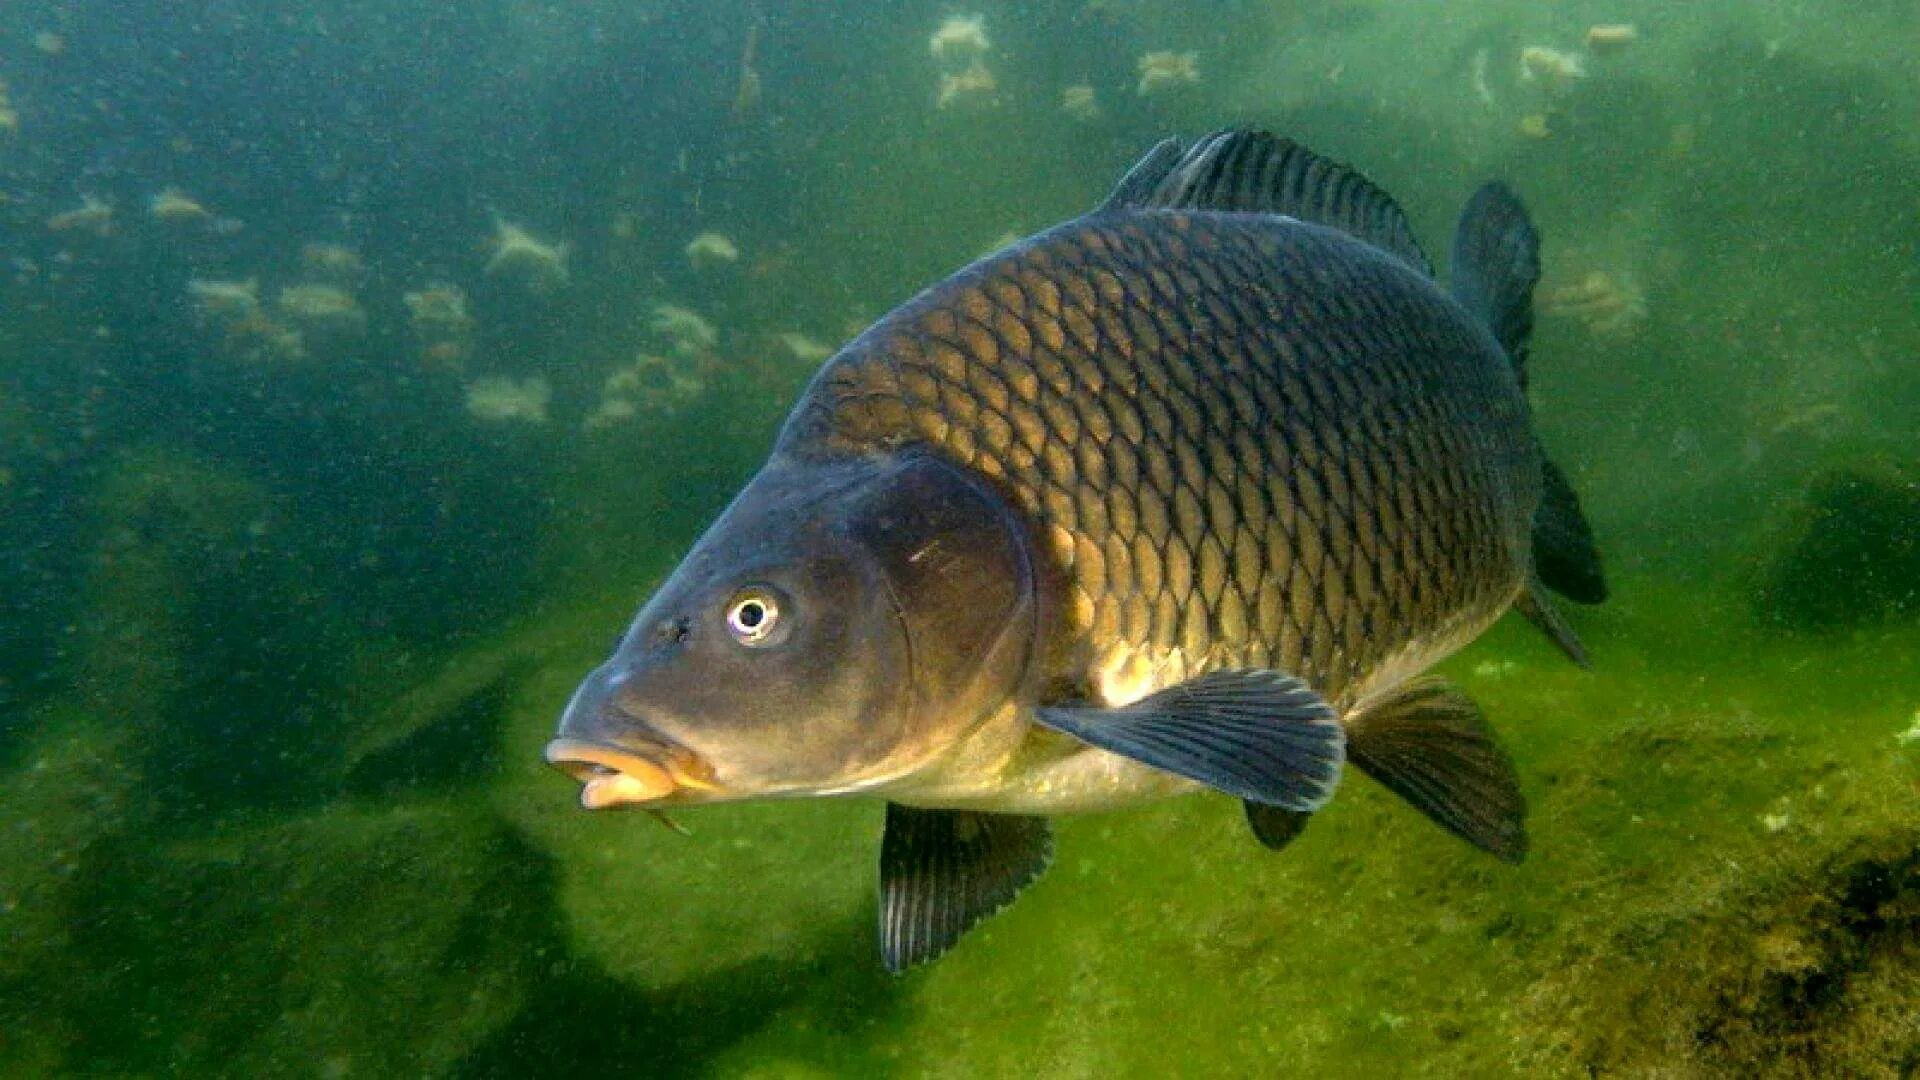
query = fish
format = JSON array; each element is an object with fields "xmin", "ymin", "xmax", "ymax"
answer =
[{"xmin": 546, "ymin": 129, "xmax": 1607, "ymax": 972}]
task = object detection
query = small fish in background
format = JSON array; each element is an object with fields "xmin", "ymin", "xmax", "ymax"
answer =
[
  {"xmin": 149, "ymin": 187, "xmax": 211, "ymax": 223},
  {"xmin": 1136, "ymin": 51, "xmax": 1200, "ymax": 95},
  {"xmin": 484, "ymin": 218, "xmax": 570, "ymax": 291},
  {"xmin": 928, "ymin": 15, "xmax": 990, "ymax": 65},
  {"xmin": 1060, "ymin": 84, "xmax": 1101, "ymax": 121},
  {"xmin": 46, "ymin": 195, "xmax": 115, "ymax": 236},
  {"xmin": 936, "ymin": 62, "xmax": 997, "ymax": 110},
  {"xmin": 548, "ymin": 130, "xmax": 1607, "ymax": 971},
  {"xmin": 729, "ymin": 22, "xmax": 763, "ymax": 124},
  {"xmin": 684, "ymin": 231, "xmax": 740, "ymax": 272}
]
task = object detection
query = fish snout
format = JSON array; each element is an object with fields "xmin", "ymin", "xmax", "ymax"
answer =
[{"xmin": 547, "ymin": 665, "xmax": 715, "ymax": 809}]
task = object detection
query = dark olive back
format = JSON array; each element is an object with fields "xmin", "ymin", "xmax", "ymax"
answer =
[{"xmin": 781, "ymin": 210, "xmax": 1538, "ymax": 705}]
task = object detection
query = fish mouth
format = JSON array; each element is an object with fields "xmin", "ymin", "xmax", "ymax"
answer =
[{"xmin": 543, "ymin": 738, "xmax": 719, "ymax": 809}]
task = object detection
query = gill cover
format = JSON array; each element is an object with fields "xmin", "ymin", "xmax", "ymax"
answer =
[{"xmin": 843, "ymin": 450, "xmax": 1038, "ymax": 751}]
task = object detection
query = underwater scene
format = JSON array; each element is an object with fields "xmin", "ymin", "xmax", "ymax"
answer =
[{"xmin": 2, "ymin": 0, "xmax": 1918, "ymax": 1075}]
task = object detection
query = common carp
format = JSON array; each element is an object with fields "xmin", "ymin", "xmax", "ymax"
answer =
[{"xmin": 547, "ymin": 129, "xmax": 1606, "ymax": 971}]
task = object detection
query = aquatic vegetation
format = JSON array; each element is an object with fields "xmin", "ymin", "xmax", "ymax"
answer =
[
  {"xmin": 44, "ymin": 195, "xmax": 114, "ymax": 236},
  {"xmin": 684, "ymin": 231, "xmax": 739, "ymax": 271},
  {"xmin": 465, "ymin": 376, "xmax": 551, "ymax": 423},
  {"xmin": 485, "ymin": 219, "xmax": 570, "ymax": 291},
  {"xmin": 928, "ymin": 15, "xmax": 989, "ymax": 64},
  {"xmin": 1060, "ymin": 84, "xmax": 1100, "ymax": 121},
  {"xmin": 1136, "ymin": 51, "xmax": 1200, "ymax": 95},
  {"xmin": 936, "ymin": 61, "xmax": 998, "ymax": 109}
]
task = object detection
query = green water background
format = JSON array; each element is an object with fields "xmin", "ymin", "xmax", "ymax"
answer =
[{"xmin": 1, "ymin": 1, "xmax": 1916, "ymax": 1075}]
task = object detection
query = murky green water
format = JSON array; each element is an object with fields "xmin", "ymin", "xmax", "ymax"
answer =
[{"xmin": 2, "ymin": 2, "xmax": 1916, "ymax": 1076}]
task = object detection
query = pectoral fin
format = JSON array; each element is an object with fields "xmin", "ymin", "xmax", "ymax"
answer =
[
  {"xmin": 879, "ymin": 803, "xmax": 1052, "ymax": 973},
  {"xmin": 1035, "ymin": 669, "xmax": 1344, "ymax": 810},
  {"xmin": 1348, "ymin": 680, "xmax": 1527, "ymax": 862}
]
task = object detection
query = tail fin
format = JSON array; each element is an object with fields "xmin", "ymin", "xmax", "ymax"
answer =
[{"xmin": 1452, "ymin": 183, "xmax": 1607, "ymax": 659}]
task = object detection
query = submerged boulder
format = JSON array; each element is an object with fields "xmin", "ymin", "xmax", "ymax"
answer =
[{"xmin": 1757, "ymin": 460, "xmax": 1920, "ymax": 631}]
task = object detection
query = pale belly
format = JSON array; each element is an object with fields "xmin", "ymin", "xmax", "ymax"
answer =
[{"xmin": 886, "ymin": 582, "xmax": 1519, "ymax": 817}]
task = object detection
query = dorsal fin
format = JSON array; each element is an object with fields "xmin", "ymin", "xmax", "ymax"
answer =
[{"xmin": 1100, "ymin": 129, "xmax": 1433, "ymax": 275}]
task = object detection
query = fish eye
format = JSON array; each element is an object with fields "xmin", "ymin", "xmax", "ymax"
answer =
[{"xmin": 724, "ymin": 586, "xmax": 782, "ymax": 646}]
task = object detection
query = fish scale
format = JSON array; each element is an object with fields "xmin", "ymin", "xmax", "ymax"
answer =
[{"xmin": 781, "ymin": 208, "xmax": 1534, "ymax": 711}]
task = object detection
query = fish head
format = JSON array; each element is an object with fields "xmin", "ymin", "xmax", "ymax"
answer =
[{"xmin": 548, "ymin": 450, "xmax": 1038, "ymax": 810}]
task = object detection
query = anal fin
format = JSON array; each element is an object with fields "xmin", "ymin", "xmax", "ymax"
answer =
[
  {"xmin": 879, "ymin": 803, "xmax": 1051, "ymax": 973},
  {"xmin": 1348, "ymin": 680, "xmax": 1527, "ymax": 862}
]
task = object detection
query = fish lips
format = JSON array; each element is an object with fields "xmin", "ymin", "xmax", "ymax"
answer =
[
  {"xmin": 547, "ymin": 668, "xmax": 719, "ymax": 810},
  {"xmin": 543, "ymin": 737, "xmax": 717, "ymax": 810}
]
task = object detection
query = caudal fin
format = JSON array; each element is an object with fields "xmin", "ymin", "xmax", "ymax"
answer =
[{"xmin": 1452, "ymin": 182, "xmax": 1607, "ymax": 652}]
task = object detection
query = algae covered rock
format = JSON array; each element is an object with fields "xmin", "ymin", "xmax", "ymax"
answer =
[
  {"xmin": 1757, "ymin": 460, "xmax": 1920, "ymax": 631},
  {"xmin": 7, "ymin": 804, "xmax": 557, "ymax": 1075}
]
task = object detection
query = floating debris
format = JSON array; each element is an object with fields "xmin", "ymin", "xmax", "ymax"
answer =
[
  {"xmin": 1585, "ymin": 24, "xmax": 1638, "ymax": 53},
  {"xmin": 46, "ymin": 196, "xmax": 114, "ymax": 236},
  {"xmin": 465, "ymin": 376, "xmax": 551, "ymax": 424},
  {"xmin": 1759, "ymin": 809, "xmax": 1792, "ymax": 834},
  {"xmin": 587, "ymin": 353, "xmax": 705, "ymax": 428},
  {"xmin": 276, "ymin": 284, "xmax": 366, "ymax": 334},
  {"xmin": 685, "ymin": 231, "xmax": 740, "ymax": 271},
  {"xmin": 649, "ymin": 303, "xmax": 717, "ymax": 357},
  {"xmin": 928, "ymin": 15, "xmax": 990, "ymax": 64},
  {"xmin": 150, "ymin": 187, "xmax": 211, "ymax": 222},
  {"xmin": 1541, "ymin": 270, "xmax": 1647, "ymax": 336},
  {"xmin": 1519, "ymin": 46, "xmax": 1586, "ymax": 92},
  {"xmin": 33, "ymin": 31, "xmax": 66, "ymax": 56},
  {"xmin": 1136, "ymin": 51, "xmax": 1200, "ymax": 96},
  {"xmin": 485, "ymin": 219, "xmax": 569, "ymax": 291},
  {"xmin": 1060, "ymin": 84, "xmax": 1100, "ymax": 121},
  {"xmin": 187, "ymin": 279, "xmax": 261, "ymax": 322},
  {"xmin": 1518, "ymin": 113, "xmax": 1553, "ymax": 140},
  {"xmin": 300, "ymin": 243, "xmax": 366, "ymax": 286},
  {"xmin": 937, "ymin": 61, "xmax": 998, "ymax": 109},
  {"xmin": 0, "ymin": 79, "xmax": 17, "ymax": 135}
]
